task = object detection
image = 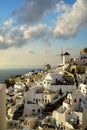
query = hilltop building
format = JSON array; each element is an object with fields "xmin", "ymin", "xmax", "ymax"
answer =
[
  {"xmin": 80, "ymin": 48, "xmax": 87, "ymax": 65},
  {"xmin": 44, "ymin": 64, "xmax": 51, "ymax": 71},
  {"xmin": 72, "ymin": 48, "xmax": 87, "ymax": 66},
  {"xmin": 69, "ymin": 48, "xmax": 87, "ymax": 74},
  {"xmin": 63, "ymin": 52, "xmax": 70, "ymax": 64}
]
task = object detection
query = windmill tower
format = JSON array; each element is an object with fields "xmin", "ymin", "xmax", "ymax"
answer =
[
  {"xmin": 63, "ymin": 52, "xmax": 70, "ymax": 64},
  {"xmin": 58, "ymin": 48, "xmax": 70, "ymax": 64}
]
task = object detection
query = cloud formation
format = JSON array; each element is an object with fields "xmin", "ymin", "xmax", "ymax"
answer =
[
  {"xmin": 12, "ymin": 0, "xmax": 57, "ymax": 24},
  {"xmin": 0, "ymin": 23, "xmax": 52, "ymax": 49},
  {"xmin": 0, "ymin": 0, "xmax": 87, "ymax": 50},
  {"xmin": 3, "ymin": 18, "xmax": 13, "ymax": 26},
  {"xmin": 53, "ymin": 0, "xmax": 87, "ymax": 39}
]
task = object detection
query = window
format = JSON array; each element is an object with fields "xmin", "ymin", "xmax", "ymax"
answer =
[
  {"xmin": 36, "ymin": 99, "xmax": 38, "ymax": 103},
  {"xmin": 44, "ymin": 91, "xmax": 48, "ymax": 94},
  {"xmin": 38, "ymin": 109, "xmax": 40, "ymax": 113},
  {"xmin": 68, "ymin": 112, "xmax": 71, "ymax": 115},
  {"xmin": 10, "ymin": 123, "xmax": 12, "ymax": 126},
  {"xmin": 45, "ymin": 96, "xmax": 47, "ymax": 98},
  {"xmin": 32, "ymin": 109, "xmax": 35, "ymax": 115},
  {"xmin": 79, "ymin": 98, "xmax": 81, "ymax": 102},
  {"xmin": 45, "ymin": 99, "xmax": 47, "ymax": 103},
  {"xmin": 27, "ymin": 101, "xmax": 30, "ymax": 104},
  {"xmin": 74, "ymin": 99, "xmax": 76, "ymax": 102}
]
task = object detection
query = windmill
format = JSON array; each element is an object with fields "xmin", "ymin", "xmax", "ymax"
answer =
[{"xmin": 57, "ymin": 48, "xmax": 64, "ymax": 64}]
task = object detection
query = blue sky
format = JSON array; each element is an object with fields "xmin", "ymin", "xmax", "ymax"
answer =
[{"xmin": 0, "ymin": 0, "xmax": 87, "ymax": 68}]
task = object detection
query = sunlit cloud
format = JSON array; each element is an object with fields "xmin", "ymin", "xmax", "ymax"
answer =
[
  {"xmin": 53, "ymin": 0, "xmax": 87, "ymax": 39},
  {"xmin": 0, "ymin": 0, "xmax": 87, "ymax": 68},
  {"xmin": 0, "ymin": 23, "xmax": 52, "ymax": 49},
  {"xmin": 3, "ymin": 18, "xmax": 13, "ymax": 26}
]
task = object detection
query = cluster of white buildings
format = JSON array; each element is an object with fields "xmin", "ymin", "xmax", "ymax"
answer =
[
  {"xmin": 5, "ymin": 63, "xmax": 76, "ymax": 130},
  {"xmin": 52, "ymin": 83, "xmax": 87, "ymax": 130},
  {"xmin": 1, "ymin": 47, "xmax": 87, "ymax": 130}
]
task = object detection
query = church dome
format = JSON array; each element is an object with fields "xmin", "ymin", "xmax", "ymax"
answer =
[{"xmin": 80, "ymin": 48, "xmax": 87, "ymax": 54}]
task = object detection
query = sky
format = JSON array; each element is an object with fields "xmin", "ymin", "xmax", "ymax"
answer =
[{"xmin": 0, "ymin": 0, "xmax": 87, "ymax": 68}]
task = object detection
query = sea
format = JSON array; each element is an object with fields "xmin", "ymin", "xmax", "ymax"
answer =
[{"xmin": 0, "ymin": 67, "xmax": 43, "ymax": 83}]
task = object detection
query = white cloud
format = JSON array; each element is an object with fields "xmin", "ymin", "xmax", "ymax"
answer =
[
  {"xmin": 0, "ymin": 36, "xmax": 4, "ymax": 42},
  {"xmin": 3, "ymin": 18, "xmax": 13, "ymax": 26},
  {"xmin": 0, "ymin": 23, "xmax": 52, "ymax": 49},
  {"xmin": 55, "ymin": 1, "xmax": 71, "ymax": 13},
  {"xmin": 22, "ymin": 24, "xmax": 52, "ymax": 40},
  {"xmin": 53, "ymin": 0, "xmax": 87, "ymax": 39},
  {"xmin": 0, "ymin": 0, "xmax": 87, "ymax": 50}
]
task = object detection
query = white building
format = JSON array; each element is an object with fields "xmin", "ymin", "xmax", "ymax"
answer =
[
  {"xmin": 24, "ymin": 85, "xmax": 58, "ymax": 117},
  {"xmin": 52, "ymin": 88, "xmax": 87, "ymax": 129},
  {"xmin": 75, "ymin": 47, "xmax": 87, "ymax": 66},
  {"xmin": 43, "ymin": 72, "xmax": 63, "ymax": 88},
  {"xmin": 23, "ymin": 116, "xmax": 37, "ymax": 129},
  {"xmin": 78, "ymin": 83, "xmax": 87, "ymax": 96},
  {"xmin": 0, "ymin": 84, "xmax": 6, "ymax": 130},
  {"xmin": 14, "ymin": 82, "xmax": 25, "ymax": 93},
  {"xmin": 80, "ymin": 48, "xmax": 87, "ymax": 65},
  {"xmin": 78, "ymin": 74, "xmax": 87, "ymax": 83},
  {"xmin": 25, "ymin": 86, "xmax": 58, "ymax": 104},
  {"xmin": 63, "ymin": 52, "xmax": 70, "ymax": 64},
  {"xmin": 63, "ymin": 92, "xmax": 85, "ymax": 111},
  {"xmin": 23, "ymin": 101, "xmax": 41, "ymax": 116}
]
